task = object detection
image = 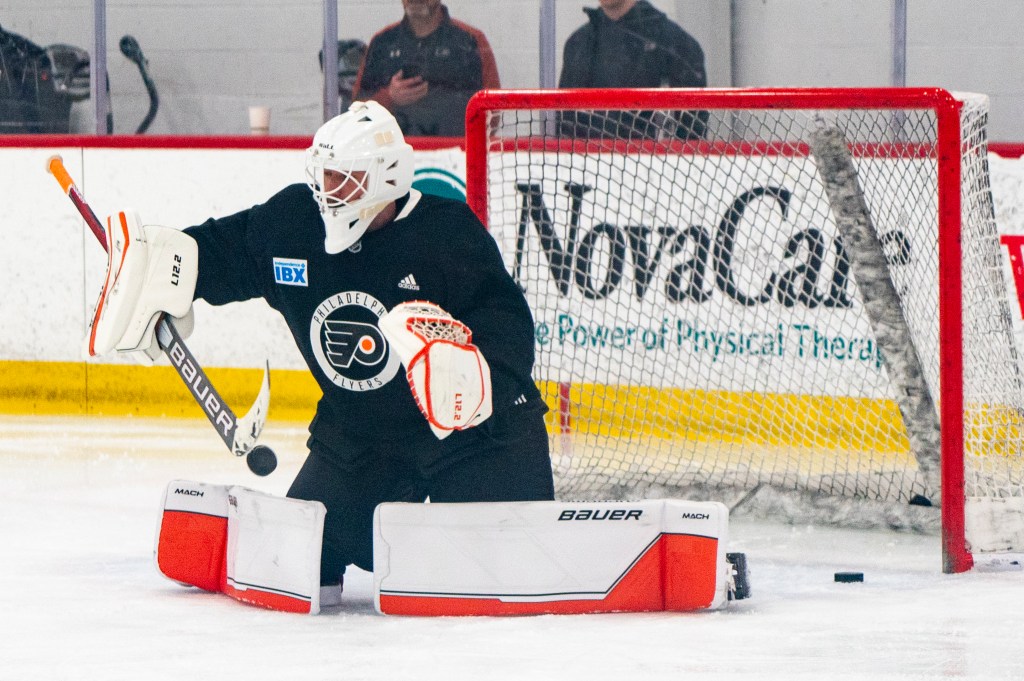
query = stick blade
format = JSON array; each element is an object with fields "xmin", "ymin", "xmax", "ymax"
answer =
[{"xmin": 232, "ymin": 360, "xmax": 272, "ymax": 456}]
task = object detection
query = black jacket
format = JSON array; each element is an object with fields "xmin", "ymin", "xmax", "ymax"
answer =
[{"xmin": 558, "ymin": 1, "xmax": 708, "ymax": 139}]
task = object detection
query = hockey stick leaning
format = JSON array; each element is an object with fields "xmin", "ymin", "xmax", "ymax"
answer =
[{"xmin": 46, "ymin": 155, "xmax": 270, "ymax": 458}]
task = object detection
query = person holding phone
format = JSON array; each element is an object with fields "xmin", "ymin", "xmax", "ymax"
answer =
[{"xmin": 352, "ymin": 0, "xmax": 500, "ymax": 136}]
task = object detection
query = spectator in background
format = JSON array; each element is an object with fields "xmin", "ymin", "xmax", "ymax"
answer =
[
  {"xmin": 558, "ymin": 0, "xmax": 708, "ymax": 140},
  {"xmin": 353, "ymin": 0, "xmax": 499, "ymax": 136},
  {"xmin": 320, "ymin": 39, "xmax": 369, "ymax": 112}
]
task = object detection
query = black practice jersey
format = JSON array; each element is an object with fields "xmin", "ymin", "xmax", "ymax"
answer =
[{"xmin": 184, "ymin": 185, "xmax": 543, "ymax": 463}]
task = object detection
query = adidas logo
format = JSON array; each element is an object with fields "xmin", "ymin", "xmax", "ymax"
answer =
[
  {"xmin": 513, "ymin": 394, "xmax": 527, "ymax": 406},
  {"xmin": 397, "ymin": 274, "xmax": 420, "ymax": 291}
]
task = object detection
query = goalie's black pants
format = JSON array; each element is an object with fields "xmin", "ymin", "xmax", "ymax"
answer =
[{"xmin": 287, "ymin": 400, "xmax": 555, "ymax": 584}]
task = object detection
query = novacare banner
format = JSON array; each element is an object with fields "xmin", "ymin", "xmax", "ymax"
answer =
[{"xmin": 485, "ymin": 152, "xmax": 941, "ymax": 397}]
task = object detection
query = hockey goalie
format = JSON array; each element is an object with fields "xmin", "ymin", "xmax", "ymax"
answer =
[{"xmin": 79, "ymin": 100, "xmax": 747, "ymax": 615}]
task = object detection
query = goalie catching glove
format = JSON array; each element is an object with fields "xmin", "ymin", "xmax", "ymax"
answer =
[
  {"xmin": 85, "ymin": 210, "xmax": 198, "ymax": 364},
  {"xmin": 379, "ymin": 301, "xmax": 493, "ymax": 440}
]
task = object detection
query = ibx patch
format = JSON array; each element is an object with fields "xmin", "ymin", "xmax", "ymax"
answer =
[
  {"xmin": 273, "ymin": 257, "xmax": 308, "ymax": 287},
  {"xmin": 309, "ymin": 291, "xmax": 400, "ymax": 391}
]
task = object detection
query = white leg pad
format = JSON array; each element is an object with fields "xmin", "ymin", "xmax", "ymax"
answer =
[
  {"xmin": 373, "ymin": 499, "xmax": 731, "ymax": 616},
  {"xmin": 155, "ymin": 480, "xmax": 326, "ymax": 614},
  {"xmin": 224, "ymin": 487, "xmax": 327, "ymax": 615}
]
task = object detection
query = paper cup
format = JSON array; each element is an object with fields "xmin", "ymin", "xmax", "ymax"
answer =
[{"xmin": 248, "ymin": 106, "xmax": 271, "ymax": 135}]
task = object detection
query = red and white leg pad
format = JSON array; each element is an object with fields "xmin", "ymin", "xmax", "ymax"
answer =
[
  {"xmin": 155, "ymin": 480, "xmax": 327, "ymax": 614},
  {"xmin": 372, "ymin": 499, "xmax": 732, "ymax": 616},
  {"xmin": 155, "ymin": 481, "xmax": 230, "ymax": 593}
]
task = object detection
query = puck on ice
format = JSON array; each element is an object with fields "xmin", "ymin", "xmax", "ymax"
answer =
[
  {"xmin": 834, "ymin": 571, "xmax": 864, "ymax": 583},
  {"xmin": 246, "ymin": 444, "xmax": 278, "ymax": 477}
]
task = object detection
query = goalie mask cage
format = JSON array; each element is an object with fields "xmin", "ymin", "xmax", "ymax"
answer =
[{"xmin": 465, "ymin": 88, "xmax": 1024, "ymax": 573}]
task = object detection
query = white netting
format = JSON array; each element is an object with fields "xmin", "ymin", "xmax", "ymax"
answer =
[
  {"xmin": 470, "ymin": 89, "xmax": 1024, "ymax": 562},
  {"xmin": 404, "ymin": 305, "xmax": 471, "ymax": 345},
  {"xmin": 410, "ymin": 318, "xmax": 470, "ymax": 345}
]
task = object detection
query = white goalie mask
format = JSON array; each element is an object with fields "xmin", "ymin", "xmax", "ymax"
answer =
[{"xmin": 305, "ymin": 101, "xmax": 414, "ymax": 253}]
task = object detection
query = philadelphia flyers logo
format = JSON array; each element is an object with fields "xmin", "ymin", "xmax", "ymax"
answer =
[
  {"xmin": 324, "ymin": 321, "xmax": 386, "ymax": 369},
  {"xmin": 309, "ymin": 291, "xmax": 400, "ymax": 391}
]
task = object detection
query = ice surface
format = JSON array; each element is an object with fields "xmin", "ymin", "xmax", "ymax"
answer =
[{"xmin": 1, "ymin": 415, "xmax": 1022, "ymax": 681}]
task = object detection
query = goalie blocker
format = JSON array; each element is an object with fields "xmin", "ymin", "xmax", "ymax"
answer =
[
  {"xmin": 156, "ymin": 484, "xmax": 748, "ymax": 615},
  {"xmin": 86, "ymin": 210, "xmax": 198, "ymax": 364}
]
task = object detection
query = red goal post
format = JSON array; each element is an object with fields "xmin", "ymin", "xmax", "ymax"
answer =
[{"xmin": 465, "ymin": 87, "xmax": 1024, "ymax": 573}]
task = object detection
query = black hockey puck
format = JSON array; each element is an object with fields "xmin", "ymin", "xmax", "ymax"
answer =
[
  {"xmin": 834, "ymin": 571, "xmax": 864, "ymax": 583},
  {"xmin": 246, "ymin": 444, "xmax": 278, "ymax": 477}
]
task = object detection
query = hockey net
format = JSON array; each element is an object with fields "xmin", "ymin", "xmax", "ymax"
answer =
[{"xmin": 465, "ymin": 88, "xmax": 1024, "ymax": 573}]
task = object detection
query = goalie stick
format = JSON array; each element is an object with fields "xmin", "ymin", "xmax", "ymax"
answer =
[{"xmin": 46, "ymin": 155, "xmax": 270, "ymax": 458}]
